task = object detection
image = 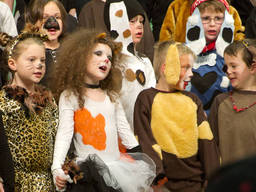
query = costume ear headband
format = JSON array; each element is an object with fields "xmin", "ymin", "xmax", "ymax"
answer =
[
  {"xmin": 242, "ymin": 40, "xmax": 256, "ymax": 64},
  {"xmin": 95, "ymin": 32, "xmax": 123, "ymax": 56},
  {"xmin": 7, "ymin": 24, "xmax": 48, "ymax": 58},
  {"xmin": 190, "ymin": 0, "xmax": 229, "ymax": 14}
]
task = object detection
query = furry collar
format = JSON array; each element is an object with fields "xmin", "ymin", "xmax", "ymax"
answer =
[{"xmin": 3, "ymin": 85, "xmax": 54, "ymax": 116}]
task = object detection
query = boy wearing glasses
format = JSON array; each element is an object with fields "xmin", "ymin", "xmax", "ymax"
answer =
[{"xmin": 186, "ymin": 0, "xmax": 233, "ymax": 115}]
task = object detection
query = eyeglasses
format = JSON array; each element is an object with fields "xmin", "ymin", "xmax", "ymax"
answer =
[{"xmin": 201, "ymin": 16, "xmax": 224, "ymax": 24}]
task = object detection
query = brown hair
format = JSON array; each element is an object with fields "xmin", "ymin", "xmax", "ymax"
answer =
[
  {"xmin": 25, "ymin": 0, "xmax": 67, "ymax": 35},
  {"xmin": 197, "ymin": 0, "xmax": 226, "ymax": 13},
  {"xmin": 153, "ymin": 41, "xmax": 196, "ymax": 81},
  {"xmin": 224, "ymin": 39, "xmax": 256, "ymax": 68},
  {"xmin": 51, "ymin": 29, "xmax": 123, "ymax": 108}
]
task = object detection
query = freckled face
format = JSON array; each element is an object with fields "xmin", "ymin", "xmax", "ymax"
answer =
[{"xmin": 200, "ymin": 9, "xmax": 224, "ymax": 43}]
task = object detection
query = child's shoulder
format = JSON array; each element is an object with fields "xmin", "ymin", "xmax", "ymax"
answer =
[{"xmin": 136, "ymin": 87, "xmax": 158, "ymax": 101}]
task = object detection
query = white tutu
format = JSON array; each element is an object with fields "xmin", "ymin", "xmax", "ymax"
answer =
[{"xmin": 106, "ymin": 152, "xmax": 156, "ymax": 192}]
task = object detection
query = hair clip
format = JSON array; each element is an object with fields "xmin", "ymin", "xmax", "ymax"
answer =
[
  {"xmin": 96, "ymin": 33, "xmax": 107, "ymax": 39},
  {"xmin": 242, "ymin": 40, "xmax": 249, "ymax": 48},
  {"xmin": 8, "ymin": 32, "xmax": 48, "ymax": 58}
]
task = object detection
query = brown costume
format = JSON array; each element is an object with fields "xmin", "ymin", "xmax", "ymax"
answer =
[{"xmin": 208, "ymin": 90, "xmax": 256, "ymax": 165}]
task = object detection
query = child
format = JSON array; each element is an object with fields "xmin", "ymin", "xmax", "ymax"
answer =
[
  {"xmin": 0, "ymin": 26, "xmax": 58, "ymax": 191},
  {"xmin": 78, "ymin": 0, "xmax": 155, "ymax": 62},
  {"xmin": 25, "ymin": 0, "xmax": 67, "ymax": 86},
  {"xmin": 134, "ymin": 41, "xmax": 220, "ymax": 192},
  {"xmin": 159, "ymin": 0, "xmax": 244, "ymax": 42},
  {"xmin": 208, "ymin": 39, "xmax": 256, "ymax": 165},
  {"xmin": 51, "ymin": 29, "xmax": 155, "ymax": 192},
  {"xmin": 185, "ymin": 0, "xmax": 234, "ymax": 114},
  {"xmin": 104, "ymin": 0, "xmax": 156, "ymax": 132}
]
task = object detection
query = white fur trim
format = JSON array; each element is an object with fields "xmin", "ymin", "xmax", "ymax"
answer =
[
  {"xmin": 216, "ymin": 10, "xmax": 234, "ymax": 57},
  {"xmin": 186, "ymin": 8, "xmax": 206, "ymax": 55},
  {"xmin": 193, "ymin": 53, "xmax": 217, "ymax": 69},
  {"xmin": 109, "ymin": 2, "xmax": 133, "ymax": 56},
  {"xmin": 220, "ymin": 76, "xmax": 230, "ymax": 88}
]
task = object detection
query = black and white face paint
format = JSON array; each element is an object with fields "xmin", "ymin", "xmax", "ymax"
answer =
[{"xmin": 43, "ymin": 16, "xmax": 60, "ymax": 30}]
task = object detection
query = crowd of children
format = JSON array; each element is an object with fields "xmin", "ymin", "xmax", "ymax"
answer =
[{"xmin": 0, "ymin": 0, "xmax": 256, "ymax": 191}]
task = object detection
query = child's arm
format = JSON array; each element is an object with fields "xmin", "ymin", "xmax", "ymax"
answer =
[
  {"xmin": 0, "ymin": 112, "xmax": 14, "ymax": 192},
  {"xmin": 208, "ymin": 97, "xmax": 221, "ymax": 148},
  {"xmin": 116, "ymin": 100, "xmax": 139, "ymax": 149},
  {"xmin": 51, "ymin": 91, "xmax": 76, "ymax": 190},
  {"xmin": 195, "ymin": 96, "xmax": 220, "ymax": 180},
  {"xmin": 134, "ymin": 94, "xmax": 165, "ymax": 182}
]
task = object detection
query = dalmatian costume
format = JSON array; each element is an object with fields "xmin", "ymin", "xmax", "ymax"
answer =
[
  {"xmin": 104, "ymin": 0, "xmax": 156, "ymax": 132},
  {"xmin": 186, "ymin": 0, "xmax": 233, "ymax": 114}
]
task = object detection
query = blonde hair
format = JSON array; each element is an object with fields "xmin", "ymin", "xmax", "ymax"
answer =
[{"xmin": 153, "ymin": 41, "xmax": 196, "ymax": 81}]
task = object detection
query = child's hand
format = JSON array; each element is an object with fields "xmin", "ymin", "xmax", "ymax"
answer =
[
  {"xmin": 0, "ymin": 182, "xmax": 4, "ymax": 192},
  {"xmin": 55, "ymin": 176, "xmax": 67, "ymax": 190},
  {"xmin": 52, "ymin": 168, "xmax": 72, "ymax": 192}
]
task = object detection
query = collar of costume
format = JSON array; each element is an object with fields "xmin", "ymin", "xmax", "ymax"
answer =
[
  {"xmin": 3, "ymin": 85, "xmax": 54, "ymax": 115},
  {"xmin": 190, "ymin": 0, "xmax": 229, "ymax": 14},
  {"xmin": 84, "ymin": 83, "xmax": 100, "ymax": 89},
  {"xmin": 202, "ymin": 41, "xmax": 216, "ymax": 53}
]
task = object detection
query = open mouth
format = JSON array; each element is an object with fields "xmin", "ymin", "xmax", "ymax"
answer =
[
  {"xmin": 183, "ymin": 81, "xmax": 189, "ymax": 89},
  {"xmin": 48, "ymin": 28, "xmax": 57, "ymax": 33},
  {"xmin": 99, "ymin": 65, "xmax": 107, "ymax": 71},
  {"xmin": 208, "ymin": 30, "xmax": 216, "ymax": 35},
  {"xmin": 136, "ymin": 32, "xmax": 143, "ymax": 37}
]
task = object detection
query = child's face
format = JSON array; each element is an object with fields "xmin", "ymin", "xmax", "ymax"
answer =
[
  {"xmin": 200, "ymin": 8, "xmax": 224, "ymax": 43},
  {"xmin": 224, "ymin": 51, "xmax": 253, "ymax": 90},
  {"xmin": 42, "ymin": 1, "xmax": 63, "ymax": 42},
  {"xmin": 85, "ymin": 43, "xmax": 112, "ymax": 84},
  {"xmin": 129, "ymin": 15, "xmax": 144, "ymax": 45},
  {"xmin": 9, "ymin": 43, "xmax": 46, "ymax": 86},
  {"xmin": 175, "ymin": 54, "xmax": 194, "ymax": 90}
]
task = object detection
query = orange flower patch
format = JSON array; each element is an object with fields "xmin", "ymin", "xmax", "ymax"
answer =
[{"xmin": 74, "ymin": 108, "xmax": 106, "ymax": 150}]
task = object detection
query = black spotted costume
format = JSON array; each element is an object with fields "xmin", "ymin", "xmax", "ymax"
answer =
[
  {"xmin": 0, "ymin": 85, "xmax": 58, "ymax": 192},
  {"xmin": 185, "ymin": 0, "xmax": 234, "ymax": 114}
]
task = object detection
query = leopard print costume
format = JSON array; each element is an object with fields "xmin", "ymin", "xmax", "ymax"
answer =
[{"xmin": 0, "ymin": 85, "xmax": 58, "ymax": 192}]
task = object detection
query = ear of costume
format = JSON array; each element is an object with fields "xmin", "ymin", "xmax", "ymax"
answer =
[
  {"xmin": 7, "ymin": 23, "xmax": 48, "ymax": 59},
  {"xmin": 104, "ymin": 0, "xmax": 145, "ymax": 56},
  {"xmin": 216, "ymin": 10, "xmax": 234, "ymax": 57},
  {"xmin": 186, "ymin": 7, "xmax": 206, "ymax": 55},
  {"xmin": 164, "ymin": 43, "xmax": 180, "ymax": 85}
]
